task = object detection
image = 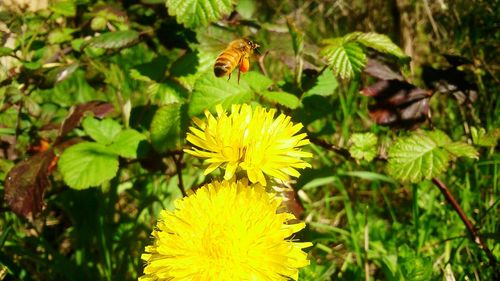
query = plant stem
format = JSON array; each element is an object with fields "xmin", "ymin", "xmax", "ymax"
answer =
[
  {"xmin": 173, "ymin": 151, "xmax": 187, "ymax": 197},
  {"xmin": 431, "ymin": 177, "xmax": 498, "ymax": 273}
]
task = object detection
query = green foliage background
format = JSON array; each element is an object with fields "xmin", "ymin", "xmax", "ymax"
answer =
[{"xmin": 0, "ymin": 0, "xmax": 498, "ymax": 280}]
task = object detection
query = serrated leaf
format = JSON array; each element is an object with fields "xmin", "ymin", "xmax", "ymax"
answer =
[
  {"xmin": 259, "ymin": 90, "xmax": 301, "ymax": 109},
  {"xmin": 303, "ymin": 70, "xmax": 338, "ymax": 97},
  {"xmin": 354, "ymin": 32, "xmax": 408, "ymax": 60},
  {"xmin": 108, "ymin": 129, "xmax": 148, "ymax": 159},
  {"xmin": 58, "ymin": 142, "xmax": 119, "ymax": 190},
  {"xmin": 471, "ymin": 127, "xmax": 500, "ymax": 147},
  {"xmin": 166, "ymin": 0, "xmax": 233, "ymax": 29},
  {"xmin": 349, "ymin": 133, "xmax": 378, "ymax": 161},
  {"xmin": 82, "ymin": 117, "xmax": 122, "ymax": 145},
  {"xmin": 426, "ymin": 130, "xmax": 452, "ymax": 147},
  {"xmin": 86, "ymin": 30, "xmax": 140, "ymax": 49},
  {"xmin": 321, "ymin": 40, "xmax": 366, "ymax": 80},
  {"xmin": 0, "ymin": 47, "xmax": 13, "ymax": 57},
  {"xmin": 150, "ymin": 103, "xmax": 188, "ymax": 152},
  {"xmin": 189, "ymin": 73, "xmax": 254, "ymax": 116},
  {"xmin": 387, "ymin": 132, "xmax": 449, "ymax": 183},
  {"xmin": 445, "ymin": 142, "xmax": 479, "ymax": 159}
]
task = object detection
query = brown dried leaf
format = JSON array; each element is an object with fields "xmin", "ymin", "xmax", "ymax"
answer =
[{"xmin": 4, "ymin": 150, "xmax": 55, "ymax": 220}]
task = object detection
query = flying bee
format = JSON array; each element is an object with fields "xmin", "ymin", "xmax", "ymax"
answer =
[{"xmin": 214, "ymin": 38, "xmax": 260, "ymax": 83}]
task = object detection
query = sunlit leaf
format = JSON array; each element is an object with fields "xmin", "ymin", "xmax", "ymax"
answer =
[
  {"xmin": 354, "ymin": 32, "xmax": 408, "ymax": 60},
  {"xmin": 259, "ymin": 91, "xmax": 301, "ymax": 109},
  {"xmin": 321, "ymin": 39, "xmax": 366, "ymax": 80},
  {"xmin": 349, "ymin": 133, "xmax": 378, "ymax": 161},
  {"xmin": 166, "ymin": 0, "xmax": 233, "ymax": 29},
  {"xmin": 58, "ymin": 142, "xmax": 119, "ymax": 190},
  {"xmin": 471, "ymin": 127, "xmax": 500, "ymax": 147},
  {"xmin": 387, "ymin": 131, "xmax": 449, "ymax": 183},
  {"xmin": 82, "ymin": 117, "xmax": 122, "ymax": 145},
  {"xmin": 108, "ymin": 129, "xmax": 148, "ymax": 159},
  {"xmin": 242, "ymin": 71, "xmax": 273, "ymax": 92},
  {"xmin": 444, "ymin": 142, "xmax": 479, "ymax": 159},
  {"xmin": 303, "ymin": 70, "xmax": 338, "ymax": 97},
  {"xmin": 189, "ymin": 73, "xmax": 254, "ymax": 116},
  {"xmin": 49, "ymin": 0, "xmax": 76, "ymax": 16}
]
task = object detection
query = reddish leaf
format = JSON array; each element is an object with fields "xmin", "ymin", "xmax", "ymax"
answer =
[
  {"xmin": 4, "ymin": 150, "xmax": 56, "ymax": 220},
  {"xmin": 56, "ymin": 101, "xmax": 114, "ymax": 143},
  {"xmin": 362, "ymin": 80, "xmax": 430, "ymax": 106},
  {"xmin": 422, "ymin": 64, "xmax": 477, "ymax": 104},
  {"xmin": 362, "ymin": 64, "xmax": 431, "ymax": 128},
  {"xmin": 363, "ymin": 59, "xmax": 403, "ymax": 81}
]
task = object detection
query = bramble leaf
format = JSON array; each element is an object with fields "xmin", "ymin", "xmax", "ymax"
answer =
[
  {"xmin": 387, "ymin": 131, "xmax": 449, "ymax": 183},
  {"xmin": 349, "ymin": 133, "xmax": 378, "ymax": 161},
  {"xmin": 445, "ymin": 142, "xmax": 479, "ymax": 159},
  {"xmin": 354, "ymin": 32, "xmax": 408, "ymax": 59},
  {"xmin": 471, "ymin": 127, "xmax": 500, "ymax": 147},
  {"xmin": 166, "ymin": 0, "xmax": 233, "ymax": 29},
  {"xmin": 58, "ymin": 142, "xmax": 119, "ymax": 190},
  {"xmin": 321, "ymin": 39, "xmax": 366, "ymax": 80}
]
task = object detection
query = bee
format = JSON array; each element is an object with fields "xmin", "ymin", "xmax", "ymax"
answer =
[{"xmin": 214, "ymin": 38, "xmax": 259, "ymax": 83}]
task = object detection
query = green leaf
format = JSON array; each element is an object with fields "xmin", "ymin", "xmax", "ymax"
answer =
[
  {"xmin": 58, "ymin": 142, "xmax": 119, "ymax": 190},
  {"xmin": 387, "ymin": 131, "xmax": 449, "ymax": 183},
  {"xmin": 321, "ymin": 39, "xmax": 366, "ymax": 80},
  {"xmin": 258, "ymin": 90, "xmax": 301, "ymax": 109},
  {"xmin": 354, "ymin": 32, "xmax": 408, "ymax": 59},
  {"xmin": 303, "ymin": 70, "xmax": 338, "ymax": 97},
  {"xmin": 189, "ymin": 73, "xmax": 254, "ymax": 116},
  {"xmin": 49, "ymin": 0, "xmax": 76, "ymax": 16},
  {"xmin": 48, "ymin": 28, "xmax": 76, "ymax": 44},
  {"xmin": 349, "ymin": 133, "xmax": 378, "ymax": 161},
  {"xmin": 471, "ymin": 127, "xmax": 500, "ymax": 147},
  {"xmin": 108, "ymin": 129, "xmax": 148, "ymax": 159},
  {"xmin": 242, "ymin": 71, "xmax": 273, "ymax": 92},
  {"xmin": 86, "ymin": 30, "xmax": 140, "ymax": 49},
  {"xmin": 149, "ymin": 80, "xmax": 189, "ymax": 105},
  {"xmin": 0, "ymin": 47, "xmax": 13, "ymax": 57},
  {"xmin": 82, "ymin": 117, "xmax": 122, "ymax": 145},
  {"xmin": 166, "ymin": 0, "xmax": 233, "ymax": 29},
  {"xmin": 445, "ymin": 142, "xmax": 479, "ymax": 159},
  {"xmin": 150, "ymin": 103, "xmax": 188, "ymax": 152}
]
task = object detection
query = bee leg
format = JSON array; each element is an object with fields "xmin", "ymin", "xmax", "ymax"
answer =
[
  {"xmin": 237, "ymin": 67, "xmax": 241, "ymax": 84},
  {"xmin": 227, "ymin": 72, "xmax": 231, "ymax": 81}
]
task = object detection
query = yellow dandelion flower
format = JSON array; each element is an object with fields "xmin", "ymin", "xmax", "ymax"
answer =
[
  {"xmin": 140, "ymin": 179, "xmax": 312, "ymax": 281},
  {"xmin": 185, "ymin": 104, "xmax": 312, "ymax": 186}
]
